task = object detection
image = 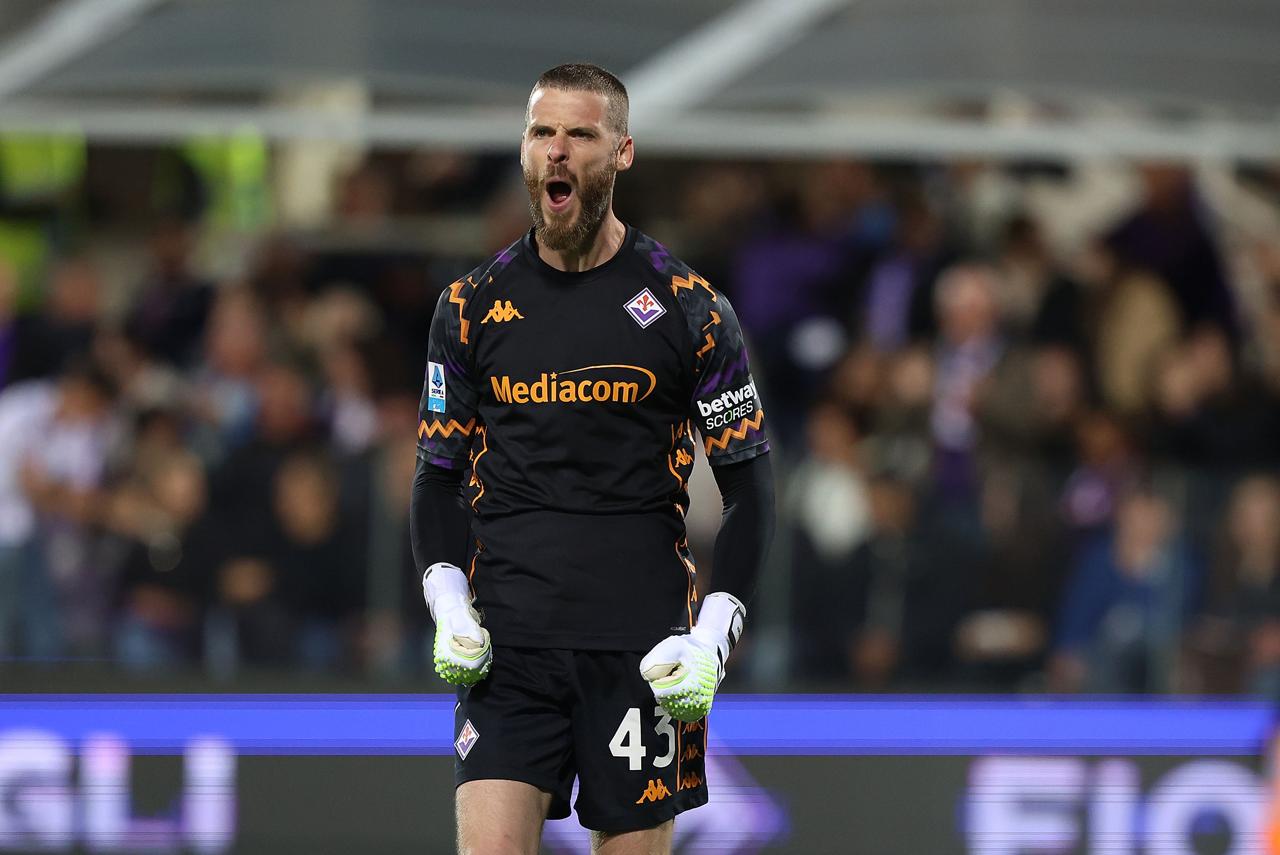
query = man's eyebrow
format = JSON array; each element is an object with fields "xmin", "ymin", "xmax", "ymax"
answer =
[{"xmin": 526, "ymin": 122, "xmax": 600, "ymax": 135}]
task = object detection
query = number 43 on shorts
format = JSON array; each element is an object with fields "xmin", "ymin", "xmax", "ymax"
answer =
[{"xmin": 608, "ymin": 706, "xmax": 677, "ymax": 771}]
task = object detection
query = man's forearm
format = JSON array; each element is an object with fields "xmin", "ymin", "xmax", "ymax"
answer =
[
  {"xmin": 409, "ymin": 456, "xmax": 472, "ymax": 573},
  {"xmin": 708, "ymin": 454, "xmax": 775, "ymax": 606}
]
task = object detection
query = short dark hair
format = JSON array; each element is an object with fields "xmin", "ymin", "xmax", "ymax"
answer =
[{"xmin": 531, "ymin": 63, "xmax": 629, "ymax": 138}]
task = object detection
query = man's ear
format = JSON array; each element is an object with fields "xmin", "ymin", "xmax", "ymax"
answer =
[{"xmin": 616, "ymin": 135, "xmax": 635, "ymax": 172}]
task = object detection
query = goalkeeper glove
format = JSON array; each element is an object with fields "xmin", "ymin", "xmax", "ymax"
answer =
[
  {"xmin": 640, "ymin": 592, "xmax": 745, "ymax": 722},
  {"xmin": 422, "ymin": 562, "xmax": 491, "ymax": 686}
]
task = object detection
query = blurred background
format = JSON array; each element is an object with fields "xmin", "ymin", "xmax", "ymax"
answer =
[{"xmin": 1, "ymin": 1, "xmax": 1279, "ymax": 849}]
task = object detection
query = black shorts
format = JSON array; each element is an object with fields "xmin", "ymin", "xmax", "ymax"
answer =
[{"xmin": 453, "ymin": 646, "xmax": 709, "ymax": 832}]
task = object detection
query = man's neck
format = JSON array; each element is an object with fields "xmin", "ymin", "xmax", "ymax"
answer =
[{"xmin": 537, "ymin": 211, "xmax": 626, "ymax": 273}]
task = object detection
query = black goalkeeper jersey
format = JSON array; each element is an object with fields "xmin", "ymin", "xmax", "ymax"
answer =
[{"xmin": 416, "ymin": 226, "xmax": 770, "ymax": 650}]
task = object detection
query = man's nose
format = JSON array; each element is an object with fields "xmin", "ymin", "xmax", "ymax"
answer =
[{"xmin": 546, "ymin": 131, "xmax": 569, "ymax": 163}]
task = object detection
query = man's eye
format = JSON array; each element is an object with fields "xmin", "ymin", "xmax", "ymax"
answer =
[{"xmin": 533, "ymin": 128, "xmax": 551, "ymax": 138}]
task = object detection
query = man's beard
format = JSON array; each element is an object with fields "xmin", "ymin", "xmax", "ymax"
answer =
[{"xmin": 524, "ymin": 161, "xmax": 615, "ymax": 254}]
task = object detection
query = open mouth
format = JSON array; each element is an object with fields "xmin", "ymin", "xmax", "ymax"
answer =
[{"xmin": 545, "ymin": 179, "xmax": 573, "ymax": 212}]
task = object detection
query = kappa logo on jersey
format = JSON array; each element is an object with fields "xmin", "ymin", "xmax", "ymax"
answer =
[
  {"xmin": 455, "ymin": 719, "xmax": 479, "ymax": 760},
  {"xmin": 697, "ymin": 377, "xmax": 760, "ymax": 432},
  {"xmin": 481, "ymin": 299, "xmax": 524, "ymax": 324},
  {"xmin": 624, "ymin": 288, "xmax": 666, "ymax": 328},
  {"xmin": 490, "ymin": 364, "xmax": 657, "ymax": 406},
  {"xmin": 635, "ymin": 778, "xmax": 673, "ymax": 804},
  {"xmin": 427, "ymin": 361, "xmax": 447, "ymax": 413},
  {"xmin": 674, "ymin": 448, "xmax": 693, "ymax": 467}
]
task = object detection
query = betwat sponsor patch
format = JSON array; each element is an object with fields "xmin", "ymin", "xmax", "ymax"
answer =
[{"xmin": 696, "ymin": 377, "xmax": 759, "ymax": 432}]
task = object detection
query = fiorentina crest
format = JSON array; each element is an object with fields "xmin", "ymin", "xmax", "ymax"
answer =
[
  {"xmin": 455, "ymin": 720, "xmax": 479, "ymax": 760},
  {"xmin": 624, "ymin": 288, "xmax": 665, "ymax": 328}
]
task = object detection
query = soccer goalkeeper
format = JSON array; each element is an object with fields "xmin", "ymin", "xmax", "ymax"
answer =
[{"xmin": 411, "ymin": 63, "xmax": 774, "ymax": 855}]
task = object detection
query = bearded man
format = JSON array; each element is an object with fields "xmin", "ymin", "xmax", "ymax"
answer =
[{"xmin": 411, "ymin": 63, "xmax": 775, "ymax": 855}]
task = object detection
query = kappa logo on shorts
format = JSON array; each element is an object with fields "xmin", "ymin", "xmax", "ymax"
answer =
[
  {"xmin": 634, "ymin": 778, "xmax": 673, "ymax": 804},
  {"xmin": 624, "ymin": 288, "xmax": 665, "ymax": 329},
  {"xmin": 455, "ymin": 719, "xmax": 479, "ymax": 760}
]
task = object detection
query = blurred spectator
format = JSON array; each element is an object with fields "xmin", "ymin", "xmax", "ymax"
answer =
[
  {"xmin": 859, "ymin": 191, "xmax": 951, "ymax": 351},
  {"xmin": 265, "ymin": 452, "xmax": 363, "ymax": 669},
  {"xmin": 929, "ymin": 263, "xmax": 1004, "ymax": 504},
  {"xmin": 0, "ymin": 361, "xmax": 116, "ymax": 659},
  {"xmin": 246, "ymin": 233, "xmax": 312, "ymax": 331},
  {"xmin": 125, "ymin": 220, "xmax": 215, "ymax": 367},
  {"xmin": 208, "ymin": 357, "xmax": 318, "ymax": 547},
  {"xmin": 959, "ymin": 347, "xmax": 1087, "ymax": 681},
  {"xmin": 1150, "ymin": 324, "xmax": 1280, "ymax": 467},
  {"xmin": 335, "ymin": 162, "xmax": 393, "ymax": 225},
  {"xmin": 852, "ymin": 473, "xmax": 972, "ymax": 687},
  {"xmin": 861, "ymin": 347, "xmax": 933, "ymax": 487},
  {"xmin": 189, "ymin": 288, "xmax": 270, "ymax": 456},
  {"xmin": 1051, "ymin": 487, "xmax": 1201, "ymax": 693},
  {"xmin": 93, "ymin": 329, "xmax": 186, "ymax": 433},
  {"xmin": 980, "ymin": 345, "xmax": 1088, "ymax": 470},
  {"xmin": 789, "ymin": 402, "xmax": 872, "ymax": 681},
  {"xmin": 403, "ymin": 151, "xmax": 508, "ymax": 213},
  {"xmin": 293, "ymin": 287, "xmax": 383, "ymax": 355},
  {"xmin": 996, "ymin": 215, "xmax": 1089, "ymax": 352},
  {"xmin": 730, "ymin": 164, "xmax": 881, "ymax": 440},
  {"xmin": 1106, "ymin": 164, "xmax": 1236, "ymax": 337},
  {"xmin": 0, "ymin": 257, "xmax": 103, "ymax": 385},
  {"xmin": 111, "ymin": 450, "xmax": 216, "ymax": 670},
  {"xmin": 679, "ymin": 164, "xmax": 770, "ymax": 286},
  {"xmin": 207, "ymin": 555, "xmax": 288, "ymax": 672},
  {"xmin": 1092, "ymin": 263, "xmax": 1181, "ymax": 416},
  {"xmin": 39, "ymin": 258, "xmax": 101, "ymax": 366},
  {"xmin": 207, "ymin": 450, "xmax": 362, "ymax": 674},
  {"xmin": 320, "ymin": 339, "xmax": 379, "ymax": 454},
  {"xmin": 1060, "ymin": 410, "xmax": 1137, "ymax": 535},
  {"xmin": 792, "ymin": 400, "xmax": 972, "ymax": 687},
  {"xmin": 0, "ymin": 259, "xmax": 32, "ymax": 389},
  {"xmin": 1185, "ymin": 476, "xmax": 1280, "ymax": 696}
]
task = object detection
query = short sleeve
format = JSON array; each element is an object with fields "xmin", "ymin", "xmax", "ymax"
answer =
[
  {"xmin": 687, "ymin": 293, "xmax": 770, "ymax": 465},
  {"xmin": 416, "ymin": 281, "xmax": 480, "ymax": 469}
]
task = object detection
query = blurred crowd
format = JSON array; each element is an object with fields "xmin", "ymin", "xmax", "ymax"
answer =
[
  {"xmin": 733, "ymin": 160, "xmax": 1280, "ymax": 695},
  {"xmin": 1, "ymin": 146, "xmax": 1279, "ymax": 694}
]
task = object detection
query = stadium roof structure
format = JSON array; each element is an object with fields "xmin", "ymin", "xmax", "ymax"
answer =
[{"xmin": 0, "ymin": 0, "xmax": 1276, "ymax": 161}]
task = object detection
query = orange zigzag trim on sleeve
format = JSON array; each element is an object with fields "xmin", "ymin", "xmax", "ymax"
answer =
[
  {"xmin": 703, "ymin": 410, "xmax": 765, "ymax": 454},
  {"xmin": 695, "ymin": 332, "xmax": 715, "ymax": 359},
  {"xmin": 670, "ymin": 272, "xmax": 717, "ymax": 300},
  {"xmin": 418, "ymin": 418, "xmax": 475, "ymax": 439},
  {"xmin": 448, "ymin": 280, "xmax": 470, "ymax": 344}
]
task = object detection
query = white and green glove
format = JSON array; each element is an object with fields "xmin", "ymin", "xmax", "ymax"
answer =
[
  {"xmin": 422, "ymin": 562, "xmax": 492, "ymax": 686},
  {"xmin": 640, "ymin": 592, "xmax": 745, "ymax": 722}
]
